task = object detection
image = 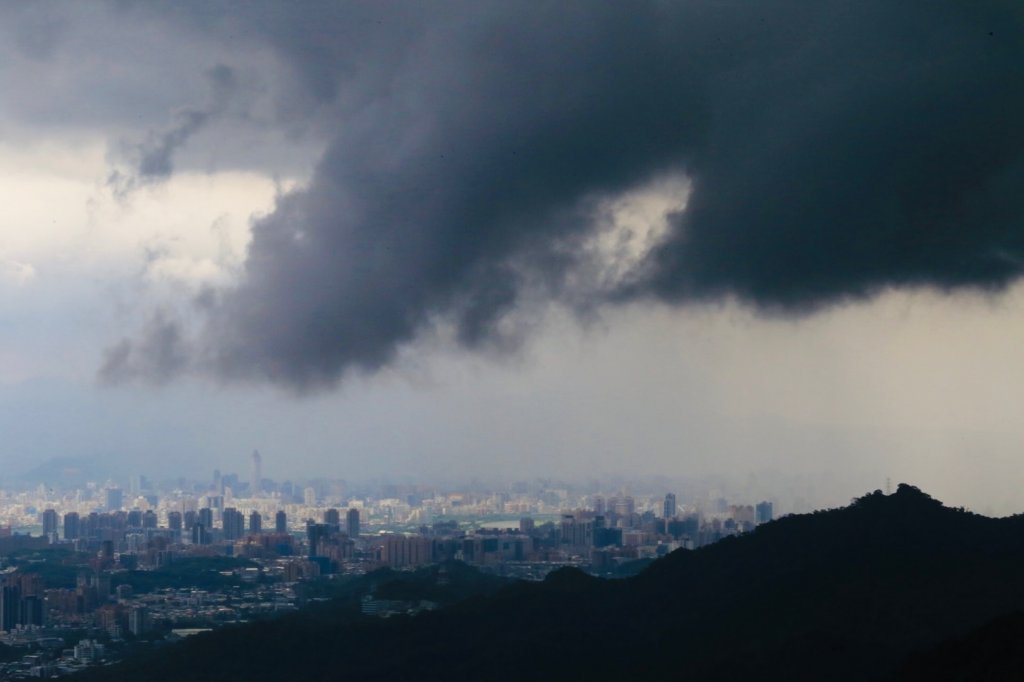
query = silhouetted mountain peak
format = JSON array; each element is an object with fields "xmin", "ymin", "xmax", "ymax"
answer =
[
  {"xmin": 892, "ymin": 483, "xmax": 935, "ymax": 502},
  {"xmin": 848, "ymin": 483, "xmax": 945, "ymax": 517}
]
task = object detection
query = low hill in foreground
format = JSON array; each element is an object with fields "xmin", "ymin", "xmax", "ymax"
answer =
[{"xmin": 79, "ymin": 485, "xmax": 1024, "ymax": 681}]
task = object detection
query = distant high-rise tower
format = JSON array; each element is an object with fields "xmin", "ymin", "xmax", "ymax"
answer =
[
  {"xmin": 663, "ymin": 493, "xmax": 677, "ymax": 519},
  {"xmin": 275, "ymin": 510, "xmax": 287, "ymax": 534},
  {"xmin": 346, "ymin": 508, "xmax": 360, "ymax": 538},
  {"xmin": 756, "ymin": 501, "xmax": 774, "ymax": 525},
  {"xmin": 191, "ymin": 523, "xmax": 211, "ymax": 545},
  {"xmin": 324, "ymin": 508, "xmax": 340, "ymax": 529},
  {"xmin": 63, "ymin": 512, "xmax": 80, "ymax": 541},
  {"xmin": 249, "ymin": 511, "xmax": 262, "ymax": 534},
  {"xmin": 0, "ymin": 583, "xmax": 20, "ymax": 632},
  {"xmin": 222, "ymin": 508, "xmax": 245, "ymax": 540},
  {"xmin": 42, "ymin": 509, "xmax": 58, "ymax": 539},
  {"xmin": 129, "ymin": 474, "xmax": 147, "ymax": 496},
  {"xmin": 167, "ymin": 511, "xmax": 183, "ymax": 535},
  {"xmin": 306, "ymin": 522, "xmax": 330, "ymax": 557},
  {"xmin": 105, "ymin": 488, "xmax": 123, "ymax": 511},
  {"xmin": 251, "ymin": 450, "xmax": 262, "ymax": 496}
]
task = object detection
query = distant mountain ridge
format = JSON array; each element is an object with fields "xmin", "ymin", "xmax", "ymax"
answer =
[
  {"xmin": 80, "ymin": 484, "xmax": 1024, "ymax": 681},
  {"xmin": 13, "ymin": 456, "xmax": 113, "ymax": 487}
]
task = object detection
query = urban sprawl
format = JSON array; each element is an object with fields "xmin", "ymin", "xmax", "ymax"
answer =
[{"xmin": 0, "ymin": 454, "xmax": 775, "ymax": 678}]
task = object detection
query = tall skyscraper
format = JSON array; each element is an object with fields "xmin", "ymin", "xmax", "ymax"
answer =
[
  {"xmin": 756, "ymin": 501, "xmax": 774, "ymax": 525},
  {"xmin": 63, "ymin": 512, "xmax": 80, "ymax": 541},
  {"xmin": 346, "ymin": 508, "xmax": 360, "ymax": 538},
  {"xmin": 324, "ymin": 508, "xmax": 340, "ymax": 529},
  {"xmin": 663, "ymin": 493, "xmax": 677, "ymax": 519},
  {"xmin": 42, "ymin": 509, "xmax": 58, "ymax": 538},
  {"xmin": 191, "ymin": 523, "xmax": 210, "ymax": 545},
  {"xmin": 0, "ymin": 583, "xmax": 19, "ymax": 632},
  {"xmin": 168, "ymin": 511, "xmax": 183, "ymax": 534},
  {"xmin": 306, "ymin": 522, "xmax": 329, "ymax": 557},
  {"xmin": 275, "ymin": 510, "xmax": 287, "ymax": 534},
  {"xmin": 249, "ymin": 511, "xmax": 262, "ymax": 534},
  {"xmin": 222, "ymin": 508, "xmax": 245, "ymax": 540},
  {"xmin": 250, "ymin": 450, "xmax": 262, "ymax": 496},
  {"xmin": 20, "ymin": 595, "xmax": 43, "ymax": 627},
  {"xmin": 129, "ymin": 474, "xmax": 147, "ymax": 496}
]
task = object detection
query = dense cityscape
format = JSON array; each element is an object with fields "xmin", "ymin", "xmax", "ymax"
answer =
[{"xmin": 0, "ymin": 450, "xmax": 777, "ymax": 678}]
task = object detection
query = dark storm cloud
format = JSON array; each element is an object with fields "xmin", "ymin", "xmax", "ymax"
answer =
[
  {"xmin": 104, "ymin": 1, "xmax": 1024, "ymax": 388},
  {"xmin": 108, "ymin": 65, "xmax": 238, "ymax": 197},
  {"xmin": 648, "ymin": 2, "xmax": 1024, "ymax": 311}
]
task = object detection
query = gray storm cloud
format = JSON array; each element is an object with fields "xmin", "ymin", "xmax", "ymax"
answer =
[
  {"xmin": 100, "ymin": 0, "xmax": 1024, "ymax": 389},
  {"xmin": 108, "ymin": 64, "xmax": 237, "ymax": 197}
]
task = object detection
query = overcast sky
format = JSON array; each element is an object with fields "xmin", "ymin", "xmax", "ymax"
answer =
[{"xmin": 0, "ymin": 1, "xmax": 1021, "ymax": 512}]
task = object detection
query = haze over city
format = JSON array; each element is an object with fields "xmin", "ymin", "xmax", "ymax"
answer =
[{"xmin": 0, "ymin": 1, "xmax": 1021, "ymax": 514}]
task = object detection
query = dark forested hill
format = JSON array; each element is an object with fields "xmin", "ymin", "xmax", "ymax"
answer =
[
  {"xmin": 77, "ymin": 485, "xmax": 1024, "ymax": 681},
  {"xmin": 893, "ymin": 611, "xmax": 1024, "ymax": 681}
]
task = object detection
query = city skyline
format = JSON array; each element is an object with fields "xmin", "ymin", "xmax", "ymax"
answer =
[
  {"xmin": 0, "ymin": 3, "xmax": 1021, "ymax": 515},
  {"xmin": 0, "ymin": 455, "xmax": 787, "ymax": 675}
]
